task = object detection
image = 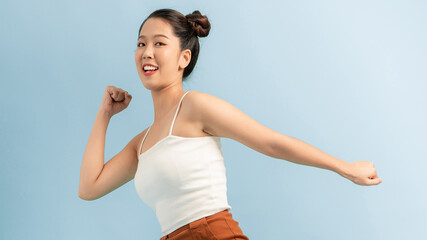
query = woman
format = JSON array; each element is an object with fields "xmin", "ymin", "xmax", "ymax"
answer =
[{"xmin": 78, "ymin": 8, "xmax": 382, "ymax": 240}]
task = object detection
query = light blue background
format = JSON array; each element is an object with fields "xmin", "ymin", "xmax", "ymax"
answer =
[{"xmin": 1, "ymin": 0, "xmax": 426, "ymax": 239}]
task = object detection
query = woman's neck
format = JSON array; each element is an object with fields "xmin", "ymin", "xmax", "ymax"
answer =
[{"xmin": 150, "ymin": 86, "xmax": 186, "ymax": 124}]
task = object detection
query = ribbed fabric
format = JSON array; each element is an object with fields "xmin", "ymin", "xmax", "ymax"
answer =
[{"xmin": 134, "ymin": 91, "xmax": 232, "ymax": 236}]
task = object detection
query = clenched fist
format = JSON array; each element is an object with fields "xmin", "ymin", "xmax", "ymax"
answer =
[
  {"xmin": 345, "ymin": 160, "xmax": 383, "ymax": 186},
  {"xmin": 99, "ymin": 85, "xmax": 132, "ymax": 118}
]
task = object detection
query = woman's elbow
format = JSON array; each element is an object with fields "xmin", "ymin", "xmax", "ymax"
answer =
[{"xmin": 78, "ymin": 189, "xmax": 97, "ymax": 201}]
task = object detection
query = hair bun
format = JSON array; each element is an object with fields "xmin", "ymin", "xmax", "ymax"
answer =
[{"xmin": 185, "ymin": 10, "xmax": 211, "ymax": 38}]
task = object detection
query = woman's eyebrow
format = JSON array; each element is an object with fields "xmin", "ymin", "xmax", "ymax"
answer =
[{"xmin": 138, "ymin": 34, "xmax": 169, "ymax": 39}]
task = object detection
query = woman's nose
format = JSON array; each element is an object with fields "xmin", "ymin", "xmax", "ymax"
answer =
[{"xmin": 142, "ymin": 46, "xmax": 153, "ymax": 59}]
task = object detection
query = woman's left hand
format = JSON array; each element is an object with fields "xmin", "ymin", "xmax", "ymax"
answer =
[{"xmin": 343, "ymin": 160, "xmax": 383, "ymax": 186}]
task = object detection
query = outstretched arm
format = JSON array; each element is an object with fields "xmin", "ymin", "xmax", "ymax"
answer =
[
  {"xmin": 267, "ymin": 134, "xmax": 382, "ymax": 186},
  {"xmin": 187, "ymin": 91, "xmax": 382, "ymax": 186}
]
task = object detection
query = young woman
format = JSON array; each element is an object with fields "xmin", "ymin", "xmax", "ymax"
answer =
[{"xmin": 78, "ymin": 8, "xmax": 382, "ymax": 240}]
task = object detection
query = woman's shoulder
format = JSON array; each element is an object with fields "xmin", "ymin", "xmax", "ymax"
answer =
[
  {"xmin": 181, "ymin": 90, "xmax": 222, "ymax": 128},
  {"xmin": 183, "ymin": 90, "xmax": 232, "ymax": 125},
  {"xmin": 129, "ymin": 126, "xmax": 150, "ymax": 155},
  {"xmin": 185, "ymin": 90, "xmax": 224, "ymax": 107}
]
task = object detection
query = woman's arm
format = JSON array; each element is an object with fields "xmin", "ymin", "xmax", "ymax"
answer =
[
  {"xmin": 267, "ymin": 133, "xmax": 381, "ymax": 186},
  {"xmin": 78, "ymin": 117, "xmax": 143, "ymax": 200},
  {"xmin": 78, "ymin": 110, "xmax": 110, "ymax": 199},
  {"xmin": 186, "ymin": 91, "xmax": 382, "ymax": 186},
  {"xmin": 78, "ymin": 86, "xmax": 136, "ymax": 200}
]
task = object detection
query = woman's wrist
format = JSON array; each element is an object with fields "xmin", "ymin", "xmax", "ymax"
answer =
[
  {"xmin": 336, "ymin": 161, "xmax": 354, "ymax": 181},
  {"xmin": 97, "ymin": 108, "xmax": 112, "ymax": 121}
]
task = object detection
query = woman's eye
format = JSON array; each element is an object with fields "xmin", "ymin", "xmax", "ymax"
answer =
[{"xmin": 136, "ymin": 42, "xmax": 164, "ymax": 47}]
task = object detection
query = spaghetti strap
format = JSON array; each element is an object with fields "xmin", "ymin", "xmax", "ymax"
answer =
[
  {"xmin": 139, "ymin": 126, "xmax": 151, "ymax": 156},
  {"xmin": 139, "ymin": 91, "xmax": 190, "ymax": 156},
  {"xmin": 169, "ymin": 91, "xmax": 191, "ymax": 136}
]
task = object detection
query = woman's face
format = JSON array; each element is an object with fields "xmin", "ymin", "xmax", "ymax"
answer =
[{"xmin": 135, "ymin": 17, "xmax": 191, "ymax": 89}]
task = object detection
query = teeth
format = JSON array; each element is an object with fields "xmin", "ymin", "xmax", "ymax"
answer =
[{"xmin": 144, "ymin": 66, "xmax": 158, "ymax": 71}]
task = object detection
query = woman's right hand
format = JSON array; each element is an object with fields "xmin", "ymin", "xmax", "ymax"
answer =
[{"xmin": 99, "ymin": 85, "xmax": 132, "ymax": 118}]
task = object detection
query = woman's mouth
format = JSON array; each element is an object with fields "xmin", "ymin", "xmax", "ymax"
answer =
[{"xmin": 143, "ymin": 66, "xmax": 159, "ymax": 76}]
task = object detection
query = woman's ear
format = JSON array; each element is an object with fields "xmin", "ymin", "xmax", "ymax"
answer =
[{"xmin": 179, "ymin": 49, "xmax": 191, "ymax": 70}]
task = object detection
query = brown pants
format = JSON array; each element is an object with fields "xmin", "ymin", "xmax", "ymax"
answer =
[{"xmin": 160, "ymin": 210, "xmax": 249, "ymax": 240}]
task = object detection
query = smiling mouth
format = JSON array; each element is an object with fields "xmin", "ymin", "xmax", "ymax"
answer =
[
  {"xmin": 142, "ymin": 66, "xmax": 159, "ymax": 76},
  {"xmin": 143, "ymin": 67, "xmax": 159, "ymax": 72},
  {"xmin": 144, "ymin": 69, "xmax": 158, "ymax": 72}
]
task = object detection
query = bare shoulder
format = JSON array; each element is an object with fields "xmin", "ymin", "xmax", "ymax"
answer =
[
  {"xmin": 133, "ymin": 127, "xmax": 150, "ymax": 155},
  {"xmin": 185, "ymin": 90, "xmax": 279, "ymax": 156},
  {"xmin": 183, "ymin": 90, "xmax": 238, "ymax": 131},
  {"xmin": 183, "ymin": 90, "xmax": 225, "ymax": 124},
  {"xmin": 184, "ymin": 90, "xmax": 224, "ymax": 111}
]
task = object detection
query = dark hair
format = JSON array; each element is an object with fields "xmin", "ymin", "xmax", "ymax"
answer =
[{"xmin": 137, "ymin": 9, "xmax": 211, "ymax": 81}]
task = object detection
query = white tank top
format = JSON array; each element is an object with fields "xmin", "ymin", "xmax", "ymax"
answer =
[{"xmin": 134, "ymin": 91, "xmax": 232, "ymax": 236}]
